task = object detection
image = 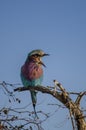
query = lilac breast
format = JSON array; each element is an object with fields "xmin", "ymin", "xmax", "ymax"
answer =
[{"xmin": 21, "ymin": 61, "xmax": 43, "ymax": 80}]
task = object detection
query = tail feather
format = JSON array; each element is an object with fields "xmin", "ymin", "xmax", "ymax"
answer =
[
  {"xmin": 33, "ymin": 103, "xmax": 39, "ymax": 119},
  {"xmin": 30, "ymin": 91, "xmax": 39, "ymax": 118}
]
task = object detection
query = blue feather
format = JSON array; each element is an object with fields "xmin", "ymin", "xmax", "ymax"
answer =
[
  {"xmin": 20, "ymin": 49, "xmax": 48, "ymax": 118},
  {"xmin": 20, "ymin": 72, "xmax": 43, "ymax": 118},
  {"xmin": 21, "ymin": 73, "xmax": 43, "ymax": 87}
]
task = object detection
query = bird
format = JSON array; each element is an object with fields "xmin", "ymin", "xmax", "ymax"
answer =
[{"xmin": 20, "ymin": 49, "xmax": 49, "ymax": 118}]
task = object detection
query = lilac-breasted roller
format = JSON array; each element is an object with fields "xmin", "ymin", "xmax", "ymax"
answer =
[{"xmin": 20, "ymin": 49, "xmax": 49, "ymax": 118}]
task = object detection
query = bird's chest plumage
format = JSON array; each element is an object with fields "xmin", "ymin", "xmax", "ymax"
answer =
[{"xmin": 21, "ymin": 61, "xmax": 43, "ymax": 80}]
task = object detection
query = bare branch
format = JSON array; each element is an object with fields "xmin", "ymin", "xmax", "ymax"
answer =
[
  {"xmin": 14, "ymin": 84, "xmax": 86, "ymax": 130},
  {"xmin": 0, "ymin": 81, "xmax": 86, "ymax": 130},
  {"xmin": 75, "ymin": 91, "xmax": 86, "ymax": 106}
]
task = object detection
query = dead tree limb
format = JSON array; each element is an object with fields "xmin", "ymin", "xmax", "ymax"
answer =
[{"xmin": 14, "ymin": 81, "xmax": 86, "ymax": 130}]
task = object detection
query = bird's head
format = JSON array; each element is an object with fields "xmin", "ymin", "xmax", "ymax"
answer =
[{"xmin": 26, "ymin": 49, "xmax": 49, "ymax": 67}]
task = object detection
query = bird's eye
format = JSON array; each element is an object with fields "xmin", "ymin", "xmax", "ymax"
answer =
[
  {"xmin": 33, "ymin": 54, "xmax": 40, "ymax": 57},
  {"xmin": 36, "ymin": 54, "xmax": 40, "ymax": 57}
]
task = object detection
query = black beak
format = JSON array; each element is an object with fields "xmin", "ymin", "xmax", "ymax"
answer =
[{"xmin": 43, "ymin": 53, "xmax": 50, "ymax": 56}]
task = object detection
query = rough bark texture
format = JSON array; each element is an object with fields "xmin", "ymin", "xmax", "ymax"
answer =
[{"xmin": 14, "ymin": 84, "xmax": 86, "ymax": 130}]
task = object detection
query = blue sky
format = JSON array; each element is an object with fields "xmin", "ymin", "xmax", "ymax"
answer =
[{"xmin": 0, "ymin": 0, "xmax": 86, "ymax": 130}]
